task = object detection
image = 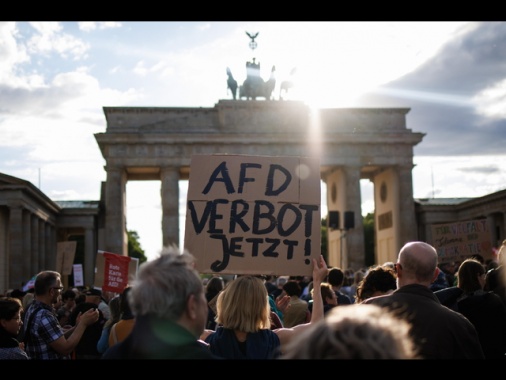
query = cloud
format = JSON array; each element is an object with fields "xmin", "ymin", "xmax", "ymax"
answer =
[
  {"xmin": 27, "ymin": 22, "xmax": 89, "ymax": 60},
  {"xmin": 78, "ymin": 22, "xmax": 122, "ymax": 32},
  {"xmin": 355, "ymin": 22, "xmax": 506, "ymax": 156}
]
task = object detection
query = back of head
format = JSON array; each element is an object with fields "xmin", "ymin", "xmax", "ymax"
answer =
[
  {"xmin": 281, "ymin": 303, "xmax": 418, "ymax": 359},
  {"xmin": 457, "ymin": 258, "xmax": 485, "ymax": 294},
  {"xmin": 316, "ymin": 282, "xmax": 335, "ymax": 304},
  {"xmin": 327, "ymin": 268, "xmax": 345, "ymax": 288},
  {"xmin": 0, "ymin": 297, "xmax": 22, "ymax": 320},
  {"xmin": 106, "ymin": 296, "xmax": 121, "ymax": 327},
  {"xmin": 34, "ymin": 271, "xmax": 60, "ymax": 296},
  {"xmin": 398, "ymin": 241, "xmax": 438, "ymax": 284},
  {"xmin": 206, "ymin": 276, "xmax": 224, "ymax": 296},
  {"xmin": 22, "ymin": 293, "xmax": 34, "ymax": 310},
  {"xmin": 62, "ymin": 289, "xmax": 76, "ymax": 302},
  {"xmin": 119, "ymin": 286, "xmax": 134, "ymax": 319},
  {"xmin": 128, "ymin": 245, "xmax": 203, "ymax": 321},
  {"xmin": 216, "ymin": 275, "xmax": 270, "ymax": 332},
  {"xmin": 356, "ymin": 265, "xmax": 397, "ymax": 303},
  {"xmin": 283, "ymin": 280, "xmax": 302, "ymax": 297}
]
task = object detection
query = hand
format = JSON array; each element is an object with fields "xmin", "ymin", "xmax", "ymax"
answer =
[
  {"xmin": 312, "ymin": 255, "xmax": 328, "ymax": 284},
  {"xmin": 275, "ymin": 294, "xmax": 291, "ymax": 313},
  {"xmin": 77, "ymin": 308, "xmax": 100, "ymax": 327}
]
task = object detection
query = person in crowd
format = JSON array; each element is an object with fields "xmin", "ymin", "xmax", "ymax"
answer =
[
  {"xmin": 439, "ymin": 261, "xmax": 457, "ymax": 287},
  {"xmin": 485, "ymin": 265, "xmax": 506, "ymax": 306},
  {"xmin": 23, "ymin": 271, "xmax": 99, "ymax": 359},
  {"xmin": 347, "ymin": 269, "xmax": 365, "ymax": 303},
  {"xmin": 355, "ymin": 265, "xmax": 397, "ymax": 303},
  {"xmin": 200, "ymin": 255, "xmax": 328, "ymax": 359},
  {"xmin": 268, "ymin": 289, "xmax": 290, "ymax": 328},
  {"xmin": 85, "ymin": 288, "xmax": 110, "ymax": 321},
  {"xmin": 327, "ymin": 267, "xmax": 352, "ymax": 305},
  {"xmin": 264, "ymin": 276, "xmax": 278, "ymax": 298},
  {"xmin": 108, "ymin": 286, "xmax": 135, "ymax": 346},
  {"xmin": 68, "ymin": 292, "xmax": 106, "ymax": 359},
  {"xmin": 56, "ymin": 289, "xmax": 77, "ymax": 329},
  {"xmin": 102, "ymin": 246, "xmax": 221, "ymax": 359},
  {"xmin": 300, "ymin": 280, "xmax": 313, "ymax": 302},
  {"xmin": 429, "ymin": 267, "xmax": 450, "ymax": 291},
  {"xmin": 364, "ymin": 241, "xmax": 485, "ymax": 359},
  {"xmin": 97, "ymin": 295, "xmax": 121, "ymax": 354},
  {"xmin": 453, "ymin": 258, "xmax": 506, "ymax": 359},
  {"xmin": 280, "ymin": 303, "xmax": 419, "ymax": 359},
  {"xmin": 271, "ymin": 276, "xmax": 288, "ymax": 299},
  {"xmin": 0, "ymin": 297, "xmax": 29, "ymax": 359},
  {"xmin": 17, "ymin": 290, "xmax": 34, "ymax": 342},
  {"xmin": 308, "ymin": 282, "xmax": 337, "ymax": 314},
  {"xmin": 280, "ymin": 280, "xmax": 309, "ymax": 328},
  {"xmin": 340, "ymin": 268, "xmax": 355, "ymax": 301},
  {"xmin": 205, "ymin": 276, "xmax": 224, "ymax": 330}
]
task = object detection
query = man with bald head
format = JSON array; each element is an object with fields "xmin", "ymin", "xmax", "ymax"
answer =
[{"xmin": 364, "ymin": 241, "xmax": 484, "ymax": 359}]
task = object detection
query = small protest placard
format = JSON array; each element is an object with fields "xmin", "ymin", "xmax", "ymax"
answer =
[
  {"xmin": 431, "ymin": 218, "xmax": 493, "ymax": 263},
  {"xmin": 184, "ymin": 154, "xmax": 321, "ymax": 276},
  {"xmin": 94, "ymin": 251, "xmax": 138, "ymax": 293}
]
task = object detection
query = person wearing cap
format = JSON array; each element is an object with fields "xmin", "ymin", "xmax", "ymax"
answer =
[
  {"xmin": 23, "ymin": 271, "xmax": 99, "ymax": 359},
  {"xmin": 86, "ymin": 288, "xmax": 111, "ymax": 321}
]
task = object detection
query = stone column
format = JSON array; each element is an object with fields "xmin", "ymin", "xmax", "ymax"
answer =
[
  {"xmin": 397, "ymin": 165, "xmax": 418, "ymax": 244},
  {"xmin": 8, "ymin": 206, "xmax": 23, "ymax": 289},
  {"xmin": 344, "ymin": 166, "xmax": 365, "ymax": 269},
  {"xmin": 31, "ymin": 215, "xmax": 41, "ymax": 274},
  {"xmin": 161, "ymin": 167, "xmax": 180, "ymax": 248},
  {"xmin": 39, "ymin": 219, "xmax": 49, "ymax": 271},
  {"xmin": 84, "ymin": 228, "xmax": 95, "ymax": 286},
  {"xmin": 44, "ymin": 224, "xmax": 52, "ymax": 275},
  {"xmin": 104, "ymin": 167, "xmax": 127, "ymax": 256},
  {"xmin": 22, "ymin": 210, "xmax": 31, "ymax": 282}
]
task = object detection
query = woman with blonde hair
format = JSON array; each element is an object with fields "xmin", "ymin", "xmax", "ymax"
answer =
[{"xmin": 200, "ymin": 255, "xmax": 328, "ymax": 359}]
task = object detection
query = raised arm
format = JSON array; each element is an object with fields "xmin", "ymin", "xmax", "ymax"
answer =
[{"xmin": 275, "ymin": 255, "xmax": 328, "ymax": 350}]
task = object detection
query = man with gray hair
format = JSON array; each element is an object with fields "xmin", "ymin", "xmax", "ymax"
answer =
[
  {"xmin": 364, "ymin": 241, "xmax": 485, "ymax": 359},
  {"xmin": 101, "ymin": 245, "xmax": 221, "ymax": 359}
]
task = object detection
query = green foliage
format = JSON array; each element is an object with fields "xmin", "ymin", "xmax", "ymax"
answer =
[
  {"xmin": 128, "ymin": 230, "xmax": 147, "ymax": 264},
  {"xmin": 321, "ymin": 217, "xmax": 328, "ymax": 263}
]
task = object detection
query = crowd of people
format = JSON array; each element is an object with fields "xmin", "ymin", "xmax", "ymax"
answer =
[{"xmin": 1, "ymin": 239, "xmax": 506, "ymax": 360}]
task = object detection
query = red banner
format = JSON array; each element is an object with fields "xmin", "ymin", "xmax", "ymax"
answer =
[{"xmin": 101, "ymin": 252, "xmax": 132, "ymax": 293}]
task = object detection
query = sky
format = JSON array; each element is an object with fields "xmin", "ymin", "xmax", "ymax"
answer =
[{"xmin": 1, "ymin": 21, "xmax": 506, "ymax": 262}]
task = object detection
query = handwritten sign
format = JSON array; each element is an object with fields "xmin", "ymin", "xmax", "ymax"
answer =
[
  {"xmin": 430, "ymin": 218, "xmax": 493, "ymax": 263},
  {"xmin": 56, "ymin": 241, "xmax": 77, "ymax": 275},
  {"xmin": 184, "ymin": 154, "xmax": 321, "ymax": 276}
]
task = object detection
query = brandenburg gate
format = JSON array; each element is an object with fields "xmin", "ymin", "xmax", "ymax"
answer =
[{"xmin": 95, "ymin": 100, "xmax": 424, "ymax": 269}]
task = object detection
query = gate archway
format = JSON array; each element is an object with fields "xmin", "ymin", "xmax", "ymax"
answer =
[{"xmin": 95, "ymin": 100, "xmax": 424, "ymax": 269}]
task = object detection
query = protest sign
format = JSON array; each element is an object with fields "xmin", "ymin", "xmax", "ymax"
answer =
[
  {"xmin": 56, "ymin": 241, "xmax": 77, "ymax": 275},
  {"xmin": 430, "ymin": 218, "xmax": 494, "ymax": 263},
  {"xmin": 184, "ymin": 154, "xmax": 321, "ymax": 276},
  {"xmin": 94, "ymin": 251, "xmax": 138, "ymax": 293},
  {"xmin": 72, "ymin": 264, "xmax": 84, "ymax": 287}
]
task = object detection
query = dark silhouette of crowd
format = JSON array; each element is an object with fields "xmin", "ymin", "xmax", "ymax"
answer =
[{"xmin": 3, "ymin": 238, "xmax": 506, "ymax": 360}]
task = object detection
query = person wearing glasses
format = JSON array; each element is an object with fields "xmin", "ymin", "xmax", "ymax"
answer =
[
  {"xmin": 0, "ymin": 297, "xmax": 29, "ymax": 359},
  {"xmin": 363, "ymin": 241, "xmax": 485, "ymax": 359},
  {"xmin": 22, "ymin": 271, "xmax": 99, "ymax": 359}
]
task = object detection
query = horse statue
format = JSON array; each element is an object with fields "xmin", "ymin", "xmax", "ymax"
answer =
[
  {"xmin": 279, "ymin": 67, "xmax": 297, "ymax": 100},
  {"xmin": 238, "ymin": 60, "xmax": 276, "ymax": 100},
  {"xmin": 226, "ymin": 67, "xmax": 238, "ymax": 100}
]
